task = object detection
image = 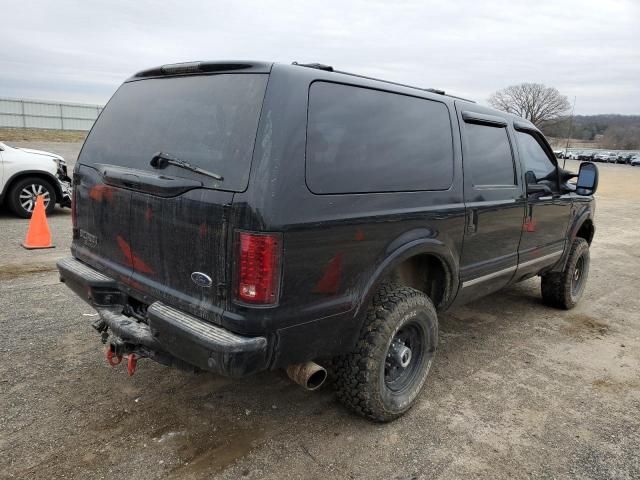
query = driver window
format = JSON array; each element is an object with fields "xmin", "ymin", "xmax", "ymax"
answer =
[{"xmin": 516, "ymin": 131, "xmax": 558, "ymax": 189}]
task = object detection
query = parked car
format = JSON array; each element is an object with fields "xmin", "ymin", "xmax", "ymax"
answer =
[
  {"xmin": 568, "ymin": 151, "xmax": 582, "ymax": 160},
  {"xmin": 0, "ymin": 142, "xmax": 72, "ymax": 218},
  {"xmin": 631, "ymin": 155, "xmax": 640, "ymax": 166},
  {"xmin": 578, "ymin": 151, "xmax": 595, "ymax": 161},
  {"xmin": 57, "ymin": 60, "xmax": 598, "ymax": 422},
  {"xmin": 593, "ymin": 151, "xmax": 617, "ymax": 163},
  {"xmin": 617, "ymin": 153, "xmax": 634, "ymax": 164}
]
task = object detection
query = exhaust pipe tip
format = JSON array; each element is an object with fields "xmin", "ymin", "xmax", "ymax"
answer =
[{"xmin": 286, "ymin": 361, "xmax": 327, "ymax": 391}]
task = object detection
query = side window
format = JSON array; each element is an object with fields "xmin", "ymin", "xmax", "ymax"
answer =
[
  {"xmin": 463, "ymin": 123, "xmax": 516, "ymax": 187},
  {"xmin": 305, "ymin": 82, "xmax": 454, "ymax": 194},
  {"xmin": 516, "ymin": 131, "xmax": 557, "ymax": 182}
]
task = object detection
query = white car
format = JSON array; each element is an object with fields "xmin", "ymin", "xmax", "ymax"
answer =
[
  {"xmin": 593, "ymin": 151, "xmax": 617, "ymax": 163},
  {"xmin": 631, "ymin": 155, "xmax": 640, "ymax": 166},
  {"xmin": 0, "ymin": 142, "xmax": 72, "ymax": 218}
]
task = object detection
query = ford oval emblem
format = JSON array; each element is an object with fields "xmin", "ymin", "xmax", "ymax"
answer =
[{"xmin": 191, "ymin": 272, "xmax": 213, "ymax": 288}]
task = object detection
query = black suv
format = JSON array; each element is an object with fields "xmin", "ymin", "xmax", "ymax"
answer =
[{"xmin": 58, "ymin": 61, "xmax": 598, "ymax": 421}]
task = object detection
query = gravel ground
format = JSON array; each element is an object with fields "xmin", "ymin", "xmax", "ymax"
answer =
[{"xmin": 0, "ymin": 145, "xmax": 638, "ymax": 479}]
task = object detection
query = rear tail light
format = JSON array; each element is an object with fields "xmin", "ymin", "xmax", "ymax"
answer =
[{"xmin": 234, "ymin": 231, "xmax": 282, "ymax": 305}]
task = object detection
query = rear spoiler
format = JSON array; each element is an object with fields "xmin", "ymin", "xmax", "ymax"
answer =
[{"xmin": 129, "ymin": 61, "xmax": 273, "ymax": 80}]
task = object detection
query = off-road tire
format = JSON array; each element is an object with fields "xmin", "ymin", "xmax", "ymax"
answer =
[
  {"xmin": 541, "ymin": 238, "xmax": 590, "ymax": 309},
  {"xmin": 334, "ymin": 283, "xmax": 438, "ymax": 422},
  {"xmin": 7, "ymin": 177, "xmax": 57, "ymax": 218}
]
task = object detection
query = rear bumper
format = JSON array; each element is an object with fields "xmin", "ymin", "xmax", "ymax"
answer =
[{"xmin": 56, "ymin": 257, "xmax": 269, "ymax": 377}]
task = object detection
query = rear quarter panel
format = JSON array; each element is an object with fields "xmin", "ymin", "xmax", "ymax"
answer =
[{"xmin": 230, "ymin": 65, "xmax": 465, "ymax": 358}]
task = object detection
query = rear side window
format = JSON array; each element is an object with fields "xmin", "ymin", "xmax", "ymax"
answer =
[
  {"xmin": 463, "ymin": 123, "xmax": 515, "ymax": 187},
  {"xmin": 306, "ymin": 82, "xmax": 454, "ymax": 194},
  {"xmin": 80, "ymin": 74, "xmax": 268, "ymax": 192}
]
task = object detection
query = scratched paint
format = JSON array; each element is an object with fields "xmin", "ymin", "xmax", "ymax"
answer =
[
  {"xmin": 88, "ymin": 184, "xmax": 113, "ymax": 202},
  {"xmin": 314, "ymin": 253, "xmax": 343, "ymax": 294},
  {"xmin": 116, "ymin": 235, "xmax": 155, "ymax": 274}
]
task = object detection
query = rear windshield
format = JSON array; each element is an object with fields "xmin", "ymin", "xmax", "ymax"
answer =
[{"xmin": 79, "ymin": 74, "xmax": 268, "ymax": 192}]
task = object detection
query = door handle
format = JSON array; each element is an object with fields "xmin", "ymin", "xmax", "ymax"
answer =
[
  {"xmin": 524, "ymin": 204, "xmax": 536, "ymax": 232},
  {"xmin": 466, "ymin": 209, "xmax": 478, "ymax": 234}
]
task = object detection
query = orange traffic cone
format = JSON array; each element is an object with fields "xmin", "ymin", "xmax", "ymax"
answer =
[{"xmin": 21, "ymin": 195, "xmax": 54, "ymax": 249}]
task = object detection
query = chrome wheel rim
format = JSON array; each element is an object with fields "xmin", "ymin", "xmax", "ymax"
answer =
[{"xmin": 19, "ymin": 183, "xmax": 51, "ymax": 212}]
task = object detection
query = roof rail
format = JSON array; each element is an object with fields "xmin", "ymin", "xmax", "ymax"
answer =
[
  {"xmin": 292, "ymin": 62, "xmax": 334, "ymax": 72},
  {"xmin": 292, "ymin": 62, "xmax": 475, "ymax": 103}
]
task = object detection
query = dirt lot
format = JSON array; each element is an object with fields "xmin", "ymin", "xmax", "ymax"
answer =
[
  {"xmin": 0, "ymin": 128, "xmax": 87, "ymax": 143},
  {"xmin": 1, "ymin": 143, "xmax": 639, "ymax": 479}
]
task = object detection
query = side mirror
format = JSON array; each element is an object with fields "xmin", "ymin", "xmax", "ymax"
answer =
[
  {"xmin": 575, "ymin": 162, "xmax": 598, "ymax": 196},
  {"xmin": 525, "ymin": 170, "xmax": 552, "ymax": 196}
]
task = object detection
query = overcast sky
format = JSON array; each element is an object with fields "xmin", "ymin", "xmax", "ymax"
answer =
[{"xmin": 1, "ymin": 0, "xmax": 638, "ymax": 114}]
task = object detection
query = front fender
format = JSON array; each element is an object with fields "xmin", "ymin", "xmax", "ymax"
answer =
[
  {"xmin": 552, "ymin": 200, "xmax": 595, "ymax": 273},
  {"xmin": 570, "ymin": 203, "xmax": 595, "ymax": 242},
  {"xmin": 0, "ymin": 169, "xmax": 64, "ymax": 203}
]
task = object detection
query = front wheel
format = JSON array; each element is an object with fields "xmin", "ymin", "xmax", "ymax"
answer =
[
  {"xmin": 541, "ymin": 238, "xmax": 590, "ymax": 309},
  {"xmin": 334, "ymin": 283, "xmax": 438, "ymax": 422},
  {"xmin": 7, "ymin": 177, "xmax": 57, "ymax": 218}
]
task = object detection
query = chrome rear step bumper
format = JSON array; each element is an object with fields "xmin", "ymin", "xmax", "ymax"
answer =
[{"xmin": 57, "ymin": 257, "xmax": 269, "ymax": 377}]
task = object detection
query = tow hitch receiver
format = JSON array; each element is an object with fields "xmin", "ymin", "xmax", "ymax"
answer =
[{"xmin": 105, "ymin": 346, "xmax": 138, "ymax": 376}]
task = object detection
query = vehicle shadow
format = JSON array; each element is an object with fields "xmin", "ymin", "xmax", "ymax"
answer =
[{"xmin": 11, "ymin": 277, "xmax": 554, "ymax": 479}]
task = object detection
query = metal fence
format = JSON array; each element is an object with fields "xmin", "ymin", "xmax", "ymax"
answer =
[{"xmin": 0, "ymin": 97, "xmax": 103, "ymax": 131}]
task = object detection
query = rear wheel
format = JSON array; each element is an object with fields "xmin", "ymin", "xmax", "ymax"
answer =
[
  {"xmin": 7, "ymin": 177, "xmax": 56, "ymax": 218},
  {"xmin": 541, "ymin": 238, "xmax": 590, "ymax": 309},
  {"xmin": 334, "ymin": 283, "xmax": 438, "ymax": 422}
]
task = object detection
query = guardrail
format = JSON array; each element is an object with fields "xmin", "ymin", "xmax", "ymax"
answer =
[{"xmin": 0, "ymin": 97, "xmax": 103, "ymax": 131}]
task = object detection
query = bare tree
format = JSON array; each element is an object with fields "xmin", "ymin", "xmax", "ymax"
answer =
[
  {"xmin": 488, "ymin": 83, "xmax": 571, "ymax": 127},
  {"xmin": 602, "ymin": 125, "xmax": 640, "ymax": 150}
]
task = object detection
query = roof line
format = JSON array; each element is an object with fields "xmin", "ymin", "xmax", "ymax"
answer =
[{"xmin": 292, "ymin": 62, "xmax": 476, "ymax": 103}]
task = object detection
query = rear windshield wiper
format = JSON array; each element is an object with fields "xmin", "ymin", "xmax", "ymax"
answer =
[{"xmin": 150, "ymin": 152, "xmax": 224, "ymax": 181}]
